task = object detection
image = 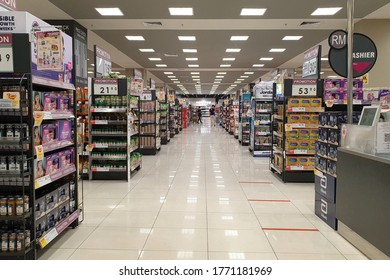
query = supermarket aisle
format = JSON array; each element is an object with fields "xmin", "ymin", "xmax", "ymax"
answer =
[{"xmin": 39, "ymin": 124, "xmax": 368, "ymax": 260}]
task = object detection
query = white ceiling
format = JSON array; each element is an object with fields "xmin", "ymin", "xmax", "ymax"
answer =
[{"xmin": 17, "ymin": 0, "xmax": 390, "ymax": 97}]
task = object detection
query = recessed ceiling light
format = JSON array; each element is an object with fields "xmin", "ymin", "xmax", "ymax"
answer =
[
  {"xmin": 148, "ymin": 58, "xmax": 161, "ymax": 61},
  {"xmin": 321, "ymin": 57, "xmax": 329, "ymax": 61},
  {"xmin": 178, "ymin": 36, "xmax": 196, "ymax": 41},
  {"xmin": 139, "ymin": 49, "xmax": 155, "ymax": 52},
  {"xmin": 226, "ymin": 48, "xmax": 241, "ymax": 53},
  {"xmin": 220, "ymin": 64, "xmax": 231, "ymax": 67},
  {"xmin": 169, "ymin": 7, "xmax": 194, "ymax": 16},
  {"xmin": 223, "ymin": 58, "xmax": 236, "ymax": 61},
  {"xmin": 218, "ymin": 72, "xmax": 227, "ymax": 75},
  {"xmin": 214, "ymin": 79, "xmax": 222, "ymax": 81},
  {"xmin": 183, "ymin": 49, "xmax": 197, "ymax": 53},
  {"xmin": 168, "ymin": 76, "xmax": 176, "ymax": 78},
  {"xmin": 192, "ymin": 76, "xmax": 200, "ymax": 79},
  {"xmin": 95, "ymin": 8, "xmax": 123, "ymax": 16},
  {"xmin": 245, "ymin": 72, "xmax": 254, "ymax": 74},
  {"xmin": 240, "ymin": 76, "xmax": 249, "ymax": 78},
  {"xmin": 156, "ymin": 64, "xmax": 167, "ymax": 67},
  {"xmin": 237, "ymin": 78, "xmax": 245, "ymax": 81},
  {"xmin": 188, "ymin": 64, "xmax": 199, "ymax": 67},
  {"xmin": 230, "ymin": 36, "xmax": 249, "ymax": 41},
  {"xmin": 231, "ymin": 85, "xmax": 237, "ymax": 87},
  {"xmin": 311, "ymin": 7, "xmax": 342, "ymax": 16},
  {"xmin": 174, "ymin": 81, "xmax": 180, "ymax": 83},
  {"xmin": 125, "ymin": 36, "xmax": 145, "ymax": 41},
  {"xmin": 193, "ymin": 79, "xmax": 200, "ymax": 81},
  {"xmin": 252, "ymin": 64, "xmax": 265, "ymax": 67},
  {"xmin": 234, "ymin": 81, "xmax": 241, "ymax": 83},
  {"xmin": 186, "ymin": 57, "xmax": 198, "ymax": 61},
  {"xmin": 164, "ymin": 72, "xmax": 173, "ymax": 74},
  {"xmin": 260, "ymin": 57, "xmax": 273, "ymax": 61},
  {"xmin": 171, "ymin": 78, "xmax": 178, "ymax": 81},
  {"xmin": 269, "ymin": 48, "xmax": 286, "ymax": 52},
  {"xmin": 191, "ymin": 72, "xmax": 199, "ymax": 74},
  {"xmin": 216, "ymin": 76, "xmax": 224, "ymax": 78},
  {"xmin": 240, "ymin": 8, "xmax": 266, "ymax": 16},
  {"xmin": 282, "ymin": 36, "xmax": 303, "ymax": 41},
  {"xmin": 214, "ymin": 82, "xmax": 221, "ymax": 84}
]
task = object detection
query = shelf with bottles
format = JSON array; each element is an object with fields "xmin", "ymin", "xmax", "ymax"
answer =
[{"xmin": 130, "ymin": 152, "xmax": 142, "ymax": 172}]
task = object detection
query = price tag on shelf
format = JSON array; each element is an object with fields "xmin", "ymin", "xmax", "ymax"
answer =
[
  {"xmin": 93, "ymin": 78, "xmax": 119, "ymax": 95},
  {"xmin": 35, "ymin": 175, "xmax": 52, "ymax": 189},
  {"xmin": 290, "ymin": 149, "xmax": 308, "ymax": 154},
  {"xmin": 85, "ymin": 144, "xmax": 95, "ymax": 152},
  {"xmin": 91, "ymin": 120, "xmax": 108, "ymax": 125},
  {"xmin": 254, "ymin": 120, "xmax": 260, "ymax": 126},
  {"xmin": 0, "ymin": 34, "xmax": 14, "ymax": 73},
  {"xmin": 39, "ymin": 228, "xmax": 58, "ymax": 249},
  {"xmin": 35, "ymin": 145, "xmax": 44, "ymax": 160},
  {"xmin": 292, "ymin": 79, "xmax": 317, "ymax": 97},
  {"xmin": 314, "ymin": 169, "xmax": 323, "ymax": 177},
  {"xmin": 34, "ymin": 111, "xmax": 45, "ymax": 126},
  {"xmin": 290, "ymin": 107, "xmax": 306, "ymax": 112}
]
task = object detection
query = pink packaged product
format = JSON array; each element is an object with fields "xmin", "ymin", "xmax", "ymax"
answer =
[
  {"xmin": 58, "ymin": 93, "xmax": 71, "ymax": 111},
  {"xmin": 324, "ymin": 79, "xmax": 343, "ymax": 93},
  {"xmin": 41, "ymin": 123, "xmax": 58, "ymax": 145},
  {"xmin": 59, "ymin": 148, "xmax": 74, "ymax": 169},
  {"xmin": 34, "ymin": 158, "xmax": 46, "ymax": 179},
  {"xmin": 45, "ymin": 153, "xmax": 60, "ymax": 175},
  {"xmin": 58, "ymin": 120, "xmax": 72, "ymax": 141},
  {"xmin": 43, "ymin": 93, "xmax": 58, "ymax": 111}
]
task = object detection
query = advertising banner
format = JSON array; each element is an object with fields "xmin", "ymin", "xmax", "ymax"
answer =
[
  {"xmin": 302, "ymin": 45, "xmax": 321, "ymax": 79},
  {"xmin": 36, "ymin": 31, "xmax": 63, "ymax": 71}
]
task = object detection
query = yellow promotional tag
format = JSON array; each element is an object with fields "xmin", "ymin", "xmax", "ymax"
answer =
[
  {"xmin": 85, "ymin": 144, "xmax": 95, "ymax": 152},
  {"xmin": 39, "ymin": 238, "xmax": 48, "ymax": 248},
  {"xmin": 254, "ymin": 120, "xmax": 260, "ymax": 126},
  {"xmin": 34, "ymin": 180, "xmax": 39, "ymax": 189},
  {"xmin": 35, "ymin": 145, "xmax": 44, "ymax": 161},
  {"xmin": 34, "ymin": 112, "xmax": 44, "ymax": 126}
]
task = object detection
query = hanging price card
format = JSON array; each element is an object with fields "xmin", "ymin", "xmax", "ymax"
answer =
[
  {"xmin": 292, "ymin": 79, "xmax": 317, "ymax": 97},
  {"xmin": 34, "ymin": 111, "xmax": 45, "ymax": 126},
  {"xmin": 0, "ymin": 34, "xmax": 14, "ymax": 73},
  {"xmin": 35, "ymin": 145, "xmax": 44, "ymax": 160},
  {"xmin": 93, "ymin": 78, "xmax": 118, "ymax": 95}
]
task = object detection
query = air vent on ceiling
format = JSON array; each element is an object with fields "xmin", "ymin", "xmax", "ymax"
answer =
[
  {"xmin": 164, "ymin": 53, "xmax": 179, "ymax": 57},
  {"xmin": 143, "ymin": 22, "xmax": 163, "ymax": 27},
  {"xmin": 300, "ymin": 21, "xmax": 320, "ymax": 26}
]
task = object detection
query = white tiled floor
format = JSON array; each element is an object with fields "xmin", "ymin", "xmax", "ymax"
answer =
[{"xmin": 39, "ymin": 123, "xmax": 368, "ymax": 260}]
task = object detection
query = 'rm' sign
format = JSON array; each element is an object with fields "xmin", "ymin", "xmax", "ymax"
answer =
[{"xmin": 329, "ymin": 30, "xmax": 347, "ymax": 49}]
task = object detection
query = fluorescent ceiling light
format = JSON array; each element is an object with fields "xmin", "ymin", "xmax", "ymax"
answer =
[
  {"xmin": 270, "ymin": 48, "xmax": 286, "ymax": 52},
  {"xmin": 245, "ymin": 72, "xmax": 254, "ymax": 74},
  {"xmin": 183, "ymin": 49, "xmax": 197, "ymax": 53},
  {"xmin": 260, "ymin": 57, "xmax": 273, "ymax": 61},
  {"xmin": 240, "ymin": 76, "xmax": 249, "ymax": 78},
  {"xmin": 230, "ymin": 36, "xmax": 249, "ymax": 41},
  {"xmin": 148, "ymin": 58, "xmax": 161, "ymax": 61},
  {"xmin": 188, "ymin": 64, "xmax": 199, "ymax": 67},
  {"xmin": 186, "ymin": 57, "xmax": 198, "ymax": 61},
  {"xmin": 220, "ymin": 64, "xmax": 231, "ymax": 67},
  {"xmin": 126, "ymin": 36, "xmax": 145, "ymax": 41},
  {"xmin": 139, "ymin": 49, "xmax": 155, "ymax": 52},
  {"xmin": 311, "ymin": 7, "xmax": 342, "ymax": 16},
  {"xmin": 328, "ymin": 75, "xmax": 338, "ymax": 78},
  {"xmin": 95, "ymin": 8, "xmax": 123, "ymax": 16},
  {"xmin": 223, "ymin": 58, "xmax": 236, "ymax": 61},
  {"xmin": 164, "ymin": 72, "xmax": 173, "ymax": 74},
  {"xmin": 168, "ymin": 76, "xmax": 176, "ymax": 78},
  {"xmin": 237, "ymin": 79, "xmax": 245, "ymax": 81},
  {"xmin": 214, "ymin": 79, "xmax": 222, "ymax": 81},
  {"xmin": 171, "ymin": 78, "xmax": 178, "ymax": 81},
  {"xmin": 178, "ymin": 36, "xmax": 196, "ymax": 41},
  {"xmin": 240, "ymin": 8, "xmax": 266, "ymax": 16},
  {"xmin": 169, "ymin": 7, "xmax": 194, "ymax": 16},
  {"xmin": 191, "ymin": 72, "xmax": 199, "ymax": 74},
  {"xmin": 226, "ymin": 48, "xmax": 241, "ymax": 53},
  {"xmin": 282, "ymin": 36, "xmax": 303, "ymax": 41},
  {"xmin": 252, "ymin": 64, "xmax": 265, "ymax": 67},
  {"xmin": 321, "ymin": 57, "xmax": 329, "ymax": 61},
  {"xmin": 218, "ymin": 72, "xmax": 227, "ymax": 75},
  {"xmin": 156, "ymin": 64, "xmax": 167, "ymax": 67},
  {"xmin": 174, "ymin": 81, "xmax": 180, "ymax": 83},
  {"xmin": 216, "ymin": 76, "xmax": 224, "ymax": 78},
  {"xmin": 234, "ymin": 81, "xmax": 241, "ymax": 83},
  {"xmin": 231, "ymin": 85, "xmax": 237, "ymax": 87}
]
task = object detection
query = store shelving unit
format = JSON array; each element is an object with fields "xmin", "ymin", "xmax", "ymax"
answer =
[
  {"xmin": 249, "ymin": 99, "xmax": 273, "ymax": 157},
  {"xmin": 139, "ymin": 90, "xmax": 161, "ymax": 155},
  {"xmin": 159, "ymin": 102, "xmax": 170, "ymax": 144},
  {"xmin": 270, "ymin": 79, "xmax": 324, "ymax": 183},
  {"xmin": 176, "ymin": 104, "xmax": 183, "ymax": 133},
  {"xmin": 239, "ymin": 93, "xmax": 252, "ymax": 145},
  {"xmin": 169, "ymin": 103, "xmax": 176, "ymax": 138},
  {"xmin": 0, "ymin": 33, "xmax": 82, "ymax": 259},
  {"xmin": 130, "ymin": 94, "xmax": 142, "ymax": 174},
  {"xmin": 76, "ymin": 87, "xmax": 89, "ymax": 179},
  {"xmin": 89, "ymin": 78, "xmax": 128, "ymax": 180}
]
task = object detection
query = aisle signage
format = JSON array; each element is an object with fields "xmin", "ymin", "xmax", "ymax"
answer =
[
  {"xmin": 141, "ymin": 90, "xmax": 152, "ymax": 101},
  {"xmin": 328, "ymin": 30, "xmax": 378, "ymax": 78},
  {"xmin": 292, "ymin": 79, "xmax": 317, "ymax": 97},
  {"xmin": 93, "ymin": 78, "xmax": 118, "ymax": 95},
  {"xmin": 0, "ymin": 34, "xmax": 13, "ymax": 72},
  {"xmin": 302, "ymin": 45, "xmax": 321, "ymax": 79}
]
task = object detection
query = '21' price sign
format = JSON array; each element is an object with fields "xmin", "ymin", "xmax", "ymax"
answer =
[
  {"xmin": 93, "ymin": 78, "xmax": 119, "ymax": 95},
  {"xmin": 292, "ymin": 79, "xmax": 317, "ymax": 97},
  {"xmin": 0, "ymin": 34, "xmax": 14, "ymax": 73}
]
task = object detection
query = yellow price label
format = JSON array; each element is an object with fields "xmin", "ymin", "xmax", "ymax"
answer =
[
  {"xmin": 39, "ymin": 238, "xmax": 48, "ymax": 248},
  {"xmin": 35, "ymin": 145, "xmax": 44, "ymax": 161},
  {"xmin": 34, "ymin": 112, "xmax": 45, "ymax": 126},
  {"xmin": 34, "ymin": 180, "xmax": 39, "ymax": 189},
  {"xmin": 85, "ymin": 144, "xmax": 95, "ymax": 152},
  {"xmin": 254, "ymin": 120, "xmax": 260, "ymax": 126}
]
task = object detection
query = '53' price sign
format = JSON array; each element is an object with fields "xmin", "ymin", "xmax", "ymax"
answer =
[
  {"xmin": 292, "ymin": 79, "xmax": 317, "ymax": 97},
  {"xmin": 0, "ymin": 34, "xmax": 14, "ymax": 73}
]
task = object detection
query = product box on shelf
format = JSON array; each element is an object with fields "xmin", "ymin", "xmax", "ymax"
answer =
[
  {"xmin": 45, "ymin": 190, "xmax": 59, "ymax": 212},
  {"xmin": 315, "ymin": 191, "xmax": 337, "ymax": 230},
  {"xmin": 34, "ymin": 158, "xmax": 47, "ymax": 179},
  {"xmin": 309, "ymin": 139, "xmax": 317, "ymax": 151},
  {"xmin": 33, "ymin": 126, "xmax": 42, "ymax": 146},
  {"xmin": 319, "ymin": 128, "xmax": 328, "ymax": 142},
  {"xmin": 327, "ymin": 159, "xmax": 337, "ymax": 176},
  {"xmin": 43, "ymin": 93, "xmax": 59, "ymax": 111},
  {"xmin": 34, "ymin": 196, "xmax": 46, "ymax": 220},
  {"xmin": 41, "ymin": 123, "xmax": 58, "ymax": 145},
  {"xmin": 310, "ymin": 128, "xmax": 319, "ymax": 139},
  {"xmin": 286, "ymin": 156, "xmax": 299, "ymax": 166},
  {"xmin": 33, "ymin": 91, "xmax": 44, "ymax": 111},
  {"xmin": 58, "ymin": 200, "xmax": 70, "ymax": 220},
  {"xmin": 299, "ymin": 139, "xmax": 310, "ymax": 150},
  {"xmin": 299, "ymin": 156, "xmax": 310, "ymax": 166},
  {"xmin": 288, "ymin": 98, "xmax": 301, "ymax": 107},
  {"xmin": 59, "ymin": 148, "xmax": 75, "ymax": 169},
  {"xmin": 315, "ymin": 155, "xmax": 327, "ymax": 171},
  {"xmin": 274, "ymin": 154, "xmax": 283, "ymax": 170},
  {"xmin": 36, "ymin": 215, "xmax": 47, "ymax": 239},
  {"xmin": 301, "ymin": 99, "xmax": 311, "ymax": 107},
  {"xmin": 311, "ymin": 115, "xmax": 319, "ymax": 124},
  {"xmin": 327, "ymin": 129, "xmax": 339, "ymax": 145},
  {"xmin": 58, "ymin": 93, "xmax": 71, "ymax": 111},
  {"xmin": 317, "ymin": 142, "xmax": 328, "ymax": 157},
  {"xmin": 288, "ymin": 115, "xmax": 301, "ymax": 123},
  {"xmin": 286, "ymin": 129, "xmax": 299, "ymax": 138},
  {"xmin": 277, "ymin": 122, "xmax": 284, "ymax": 134},
  {"xmin": 58, "ymin": 184, "xmax": 70, "ymax": 203},
  {"xmin": 58, "ymin": 120, "xmax": 72, "ymax": 141},
  {"xmin": 315, "ymin": 170, "xmax": 337, "ymax": 202},
  {"xmin": 277, "ymin": 105, "xmax": 284, "ymax": 116},
  {"xmin": 46, "ymin": 207, "xmax": 59, "ymax": 230},
  {"xmin": 327, "ymin": 144, "xmax": 338, "ymax": 160},
  {"xmin": 319, "ymin": 113, "xmax": 328, "ymax": 126},
  {"xmin": 301, "ymin": 115, "xmax": 311, "ymax": 124},
  {"xmin": 286, "ymin": 139, "xmax": 299, "ymax": 150},
  {"xmin": 45, "ymin": 153, "xmax": 60, "ymax": 175},
  {"xmin": 311, "ymin": 98, "xmax": 322, "ymax": 107},
  {"xmin": 299, "ymin": 129, "xmax": 310, "ymax": 139}
]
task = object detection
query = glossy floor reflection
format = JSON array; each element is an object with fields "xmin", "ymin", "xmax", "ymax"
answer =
[{"xmin": 39, "ymin": 122, "xmax": 368, "ymax": 260}]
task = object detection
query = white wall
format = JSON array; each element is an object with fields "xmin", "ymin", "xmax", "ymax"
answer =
[{"xmin": 355, "ymin": 19, "xmax": 390, "ymax": 87}]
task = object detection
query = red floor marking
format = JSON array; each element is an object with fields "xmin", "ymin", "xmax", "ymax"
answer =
[
  {"xmin": 248, "ymin": 199, "xmax": 291, "ymax": 202},
  {"xmin": 239, "ymin": 181, "xmax": 273, "ymax": 184},
  {"xmin": 262, "ymin": 228, "xmax": 319, "ymax": 232}
]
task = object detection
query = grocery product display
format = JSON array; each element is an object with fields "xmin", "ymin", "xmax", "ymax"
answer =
[
  {"xmin": 239, "ymin": 93, "xmax": 252, "ymax": 145},
  {"xmin": 130, "ymin": 94, "xmax": 142, "ymax": 173},
  {"xmin": 159, "ymin": 102, "xmax": 170, "ymax": 144},
  {"xmin": 76, "ymin": 87, "xmax": 89, "ymax": 178},
  {"xmin": 270, "ymin": 79, "xmax": 324, "ymax": 182}
]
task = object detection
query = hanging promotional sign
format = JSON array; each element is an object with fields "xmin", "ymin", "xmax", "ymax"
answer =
[
  {"xmin": 36, "ymin": 31, "xmax": 63, "ymax": 71},
  {"xmin": 0, "ymin": 33, "xmax": 13, "ymax": 72},
  {"xmin": 94, "ymin": 45, "xmax": 111, "ymax": 78},
  {"xmin": 133, "ymin": 69, "xmax": 142, "ymax": 80},
  {"xmin": 328, "ymin": 30, "xmax": 377, "ymax": 78},
  {"xmin": 130, "ymin": 78, "xmax": 143, "ymax": 96},
  {"xmin": 0, "ymin": 0, "xmax": 17, "ymax": 11},
  {"xmin": 302, "ymin": 45, "xmax": 321, "ymax": 79}
]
